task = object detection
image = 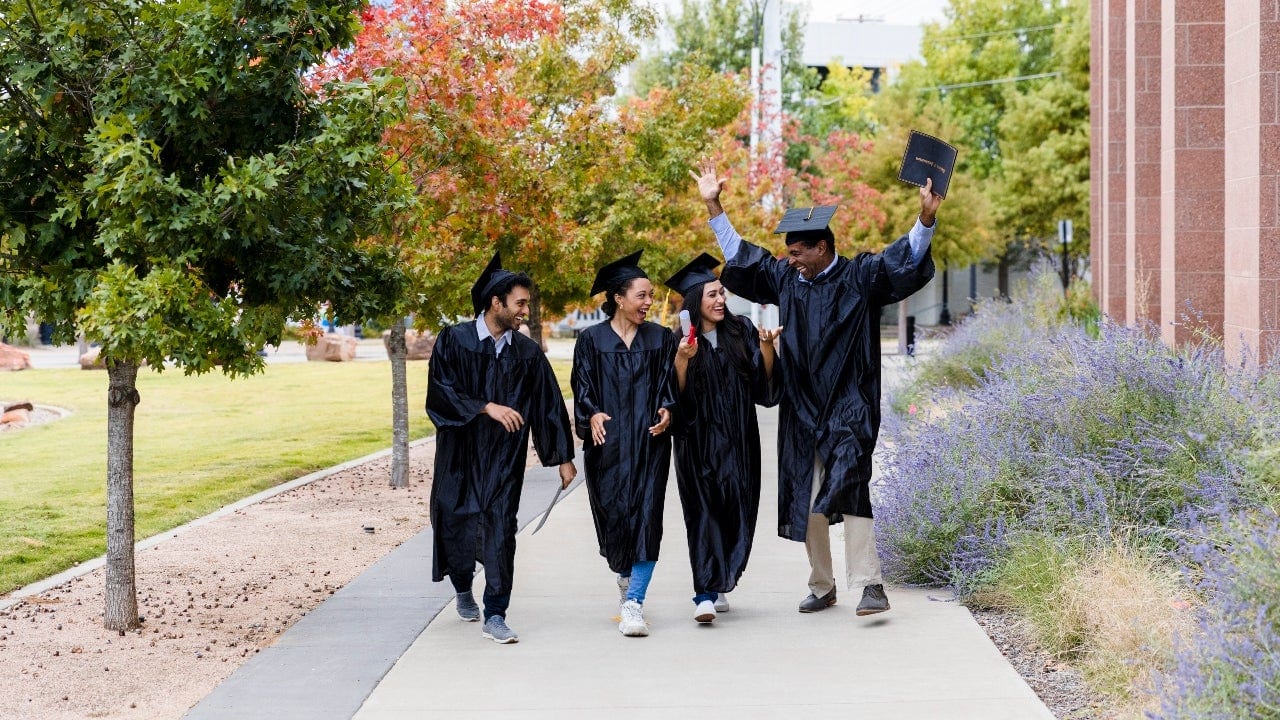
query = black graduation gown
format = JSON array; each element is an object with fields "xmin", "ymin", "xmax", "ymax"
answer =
[
  {"xmin": 426, "ymin": 323, "xmax": 574, "ymax": 598},
  {"xmin": 571, "ymin": 322, "xmax": 678, "ymax": 575},
  {"xmin": 673, "ymin": 316, "xmax": 779, "ymax": 594},
  {"xmin": 720, "ymin": 232, "xmax": 934, "ymax": 542}
]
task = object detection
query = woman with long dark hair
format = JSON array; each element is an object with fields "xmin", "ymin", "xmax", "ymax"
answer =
[
  {"xmin": 667, "ymin": 253, "xmax": 779, "ymax": 624},
  {"xmin": 571, "ymin": 250, "xmax": 677, "ymax": 637}
]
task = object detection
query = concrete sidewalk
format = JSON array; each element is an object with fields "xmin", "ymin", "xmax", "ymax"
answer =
[
  {"xmin": 350, "ymin": 406, "xmax": 1053, "ymax": 720},
  {"xmin": 186, "ymin": 400, "xmax": 1053, "ymax": 719}
]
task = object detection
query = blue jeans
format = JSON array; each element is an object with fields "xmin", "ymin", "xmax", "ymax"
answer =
[
  {"xmin": 693, "ymin": 591, "xmax": 720, "ymax": 605},
  {"xmin": 622, "ymin": 561, "xmax": 657, "ymax": 604}
]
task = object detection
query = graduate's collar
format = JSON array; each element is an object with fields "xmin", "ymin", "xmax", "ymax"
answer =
[
  {"xmin": 797, "ymin": 253, "xmax": 840, "ymax": 285},
  {"xmin": 475, "ymin": 314, "xmax": 512, "ymax": 355}
]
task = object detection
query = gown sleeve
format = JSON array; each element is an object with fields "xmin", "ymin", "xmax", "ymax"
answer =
[
  {"xmin": 720, "ymin": 240, "xmax": 786, "ymax": 307},
  {"xmin": 426, "ymin": 327, "xmax": 487, "ymax": 428},
  {"xmin": 742, "ymin": 316, "xmax": 782, "ymax": 408},
  {"xmin": 529, "ymin": 354, "xmax": 575, "ymax": 467},
  {"xmin": 571, "ymin": 329, "xmax": 601, "ymax": 442},
  {"xmin": 864, "ymin": 232, "xmax": 936, "ymax": 306}
]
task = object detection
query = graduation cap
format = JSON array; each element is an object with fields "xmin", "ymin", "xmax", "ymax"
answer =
[
  {"xmin": 590, "ymin": 250, "xmax": 647, "ymax": 296},
  {"xmin": 470, "ymin": 251, "xmax": 518, "ymax": 314},
  {"xmin": 898, "ymin": 130, "xmax": 958, "ymax": 199},
  {"xmin": 664, "ymin": 253, "xmax": 721, "ymax": 297},
  {"xmin": 773, "ymin": 205, "xmax": 838, "ymax": 245}
]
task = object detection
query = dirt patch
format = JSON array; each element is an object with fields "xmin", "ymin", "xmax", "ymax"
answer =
[{"xmin": 0, "ymin": 443, "xmax": 437, "ymax": 720}]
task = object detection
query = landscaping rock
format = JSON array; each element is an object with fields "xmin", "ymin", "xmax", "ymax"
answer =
[
  {"xmin": 305, "ymin": 334, "xmax": 358, "ymax": 362},
  {"xmin": 0, "ymin": 342, "xmax": 32, "ymax": 371},
  {"xmin": 382, "ymin": 329, "xmax": 435, "ymax": 361},
  {"xmin": 79, "ymin": 347, "xmax": 106, "ymax": 370}
]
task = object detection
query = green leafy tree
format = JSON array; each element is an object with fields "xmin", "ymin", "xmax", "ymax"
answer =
[
  {"xmin": 994, "ymin": 0, "xmax": 1090, "ymax": 256},
  {"xmin": 903, "ymin": 0, "xmax": 1088, "ymax": 286},
  {"xmin": 0, "ymin": 0, "xmax": 405, "ymax": 629},
  {"xmin": 858, "ymin": 69, "xmax": 995, "ymax": 271},
  {"xmin": 631, "ymin": 0, "xmax": 812, "ymax": 105}
]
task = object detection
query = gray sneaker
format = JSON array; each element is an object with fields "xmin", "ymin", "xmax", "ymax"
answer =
[
  {"xmin": 713, "ymin": 593, "xmax": 731, "ymax": 612},
  {"xmin": 481, "ymin": 615, "xmax": 519, "ymax": 644},
  {"xmin": 856, "ymin": 584, "xmax": 891, "ymax": 616},
  {"xmin": 455, "ymin": 590, "xmax": 480, "ymax": 622}
]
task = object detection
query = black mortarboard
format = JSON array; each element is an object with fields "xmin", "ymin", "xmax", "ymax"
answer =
[
  {"xmin": 773, "ymin": 205, "xmax": 838, "ymax": 245},
  {"xmin": 590, "ymin": 250, "xmax": 647, "ymax": 296},
  {"xmin": 664, "ymin": 253, "xmax": 721, "ymax": 297},
  {"xmin": 898, "ymin": 130, "xmax": 958, "ymax": 199},
  {"xmin": 470, "ymin": 251, "xmax": 517, "ymax": 314}
]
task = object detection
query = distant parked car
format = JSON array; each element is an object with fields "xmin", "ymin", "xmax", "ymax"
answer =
[{"xmin": 551, "ymin": 307, "xmax": 607, "ymax": 337}]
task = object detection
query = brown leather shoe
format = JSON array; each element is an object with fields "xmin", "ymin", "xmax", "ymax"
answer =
[
  {"xmin": 856, "ymin": 584, "xmax": 890, "ymax": 616},
  {"xmin": 798, "ymin": 589, "xmax": 837, "ymax": 613}
]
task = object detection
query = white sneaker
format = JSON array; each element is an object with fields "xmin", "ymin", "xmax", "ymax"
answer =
[
  {"xmin": 619, "ymin": 600, "xmax": 649, "ymax": 636},
  {"xmin": 694, "ymin": 600, "xmax": 717, "ymax": 623},
  {"xmin": 714, "ymin": 593, "xmax": 731, "ymax": 613}
]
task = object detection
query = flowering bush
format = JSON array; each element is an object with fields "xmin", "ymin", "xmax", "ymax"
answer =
[
  {"xmin": 879, "ymin": 267, "xmax": 1280, "ymax": 710},
  {"xmin": 879, "ymin": 271, "xmax": 1280, "ymax": 592},
  {"xmin": 1151, "ymin": 511, "xmax": 1280, "ymax": 720}
]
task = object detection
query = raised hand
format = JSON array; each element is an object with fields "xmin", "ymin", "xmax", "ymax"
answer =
[
  {"xmin": 676, "ymin": 334, "xmax": 699, "ymax": 360},
  {"xmin": 689, "ymin": 159, "xmax": 728, "ymax": 203},
  {"xmin": 758, "ymin": 326, "xmax": 784, "ymax": 345},
  {"xmin": 920, "ymin": 177, "xmax": 943, "ymax": 227}
]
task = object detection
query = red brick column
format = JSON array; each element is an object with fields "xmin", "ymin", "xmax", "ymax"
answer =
[
  {"xmin": 1223, "ymin": 0, "xmax": 1280, "ymax": 364},
  {"xmin": 1091, "ymin": 0, "xmax": 1105, "ymax": 298},
  {"xmin": 1126, "ymin": 0, "xmax": 1163, "ymax": 325},
  {"xmin": 1105, "ymin": 0, "xmax": 1129, "ymax": 318},
  {"xmin": 1160, "ymin": 0, "xmax": 1225, "ymax": 347}
]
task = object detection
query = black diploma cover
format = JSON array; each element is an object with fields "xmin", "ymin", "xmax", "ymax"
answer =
[{"xmin": 898, "ymin": 130, "xmax": 958, "ymax": 199}]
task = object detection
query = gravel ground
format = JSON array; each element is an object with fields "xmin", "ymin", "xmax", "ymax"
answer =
[
  {"xmin": 0, "ymin": 442, "xmax": 437, "ymax": 720},
  {"xmin": 971, "ymin": 608, "xmax": 1122, "ymax": 719}
]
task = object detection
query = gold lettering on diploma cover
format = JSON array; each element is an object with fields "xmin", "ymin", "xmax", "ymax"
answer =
[{"xmin": 913, "ymin": 156, "xmax": 948, "ymax": 174}]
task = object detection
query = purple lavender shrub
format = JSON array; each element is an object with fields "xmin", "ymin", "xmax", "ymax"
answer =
[{"xmin": 1150, "ymin": 511, "xmax": 1280, "ymax": 720}]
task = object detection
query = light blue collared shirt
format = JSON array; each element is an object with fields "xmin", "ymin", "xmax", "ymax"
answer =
[
  {"xmin": 708, "ymin": 213, "xmax": 934, "ymax": 283},
  {"xmin": 475, "ymin": 314, "xmax": 512, "ymax": 357}
]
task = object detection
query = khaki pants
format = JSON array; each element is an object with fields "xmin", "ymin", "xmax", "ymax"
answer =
[{"xmin": 805, "ymin": 455, "xmax": 882, "ymax": 596}]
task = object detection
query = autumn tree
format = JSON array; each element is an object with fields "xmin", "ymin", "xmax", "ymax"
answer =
[
  {"xmin": 329, "ymin": 0, "xmax": 746, "ymax": 487},
  {"xmin": 0, "ymin": 0, "xmax": 405, "ymax": 628}
]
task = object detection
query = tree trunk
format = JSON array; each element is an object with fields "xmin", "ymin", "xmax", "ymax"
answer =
[
  {"xmin": 997, "ymin": 255, "xmax": 1010, "ymax": 300},
  {"xmin": 388, "ymin": 318, "xmax": 410, "ymax": 489},
  {"xmin": 528, "ymin": 285, "xmax": 546, "ymax": 351},
  {"xmin": 104, "ymin": 360, "xmax": 141, "ymax": 631}
]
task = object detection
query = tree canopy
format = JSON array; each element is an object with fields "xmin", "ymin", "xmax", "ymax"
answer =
[
  {"xmin": 0, "ymin": 0, "xmax": 408, "ymax": 630},
  {"xmin": 0, "ymin": 0, "xmax": 407, "ymax": 368}
]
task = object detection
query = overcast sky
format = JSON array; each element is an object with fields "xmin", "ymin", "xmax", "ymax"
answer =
[{"xmin": 794, "ymin": 0, "xmax": 950, "ymax": 25}]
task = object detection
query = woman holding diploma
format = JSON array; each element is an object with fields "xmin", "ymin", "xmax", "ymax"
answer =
[{"xmin": 667, "ymin": 253, "xmax": 780, "ymax": 624}]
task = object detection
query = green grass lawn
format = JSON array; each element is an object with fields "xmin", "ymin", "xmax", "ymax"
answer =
[
  {"xmin": 0, "ymin": 361, "xmax": 438, "ymax": 594},
  {"xmin": 0, "ymin": 356, "xmax": 576, "ymax": 595}
]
